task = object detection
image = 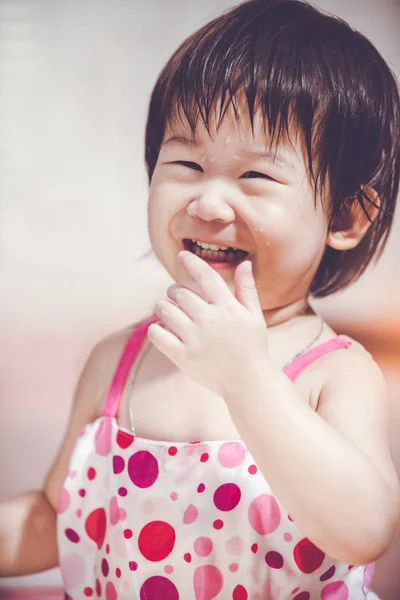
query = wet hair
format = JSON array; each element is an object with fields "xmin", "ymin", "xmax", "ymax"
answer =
[{"xmin": 144, "ymin": 0, "xmax": 400, "ymax": 297}]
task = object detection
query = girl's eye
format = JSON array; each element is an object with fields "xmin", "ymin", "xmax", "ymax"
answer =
[
  {"xmin": 241, "ymin": 171, "xmax": 273, "ymax": 180},
  {"xmin": 173, "ymin": 161, "xmax": 203, "ymax": 172}
]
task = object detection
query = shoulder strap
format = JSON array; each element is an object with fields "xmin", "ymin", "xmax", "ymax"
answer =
[
  {"xmin": 284, "ymin": 335, "xmax": 352, "ymax": 382},
  {"xmin": 102, "ymin": 315, "xmax": 159, "ymax": 418}
]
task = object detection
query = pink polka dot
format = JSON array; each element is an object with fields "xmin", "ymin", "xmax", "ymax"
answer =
[
  {"xmin": 142, "ymin": 500, "xmax": 155, "ymax": 515},
  {"xmin": 217, "ymin": 442, "xmax": 245, "ymax": 468},
  {"xmin": 138, "ymin": 521, "xmax": 175, "ymax": 561},
  {"xmin": 248, "ymin": 465, "xmax": 257, "ymax": 475},
  {"xmin": 193, "ymin": 565, "xmax": 223, "ymax": 600},
  {"xmin": 76, "ymin": 509, "xmax": 82, "ymax": 518},
  {"xmin": 60, "ymin": 552, "xmax": 86, "ymax": 589},
  {"xmin": 321, "ymin": 581, "xmax": 349, "ymax": 600},
  {"xmin": 248, "ymin": 494, "xmax": 281, "ymax": 535},
  {"xmin": 233, "ymin": 585, "xmax": 248, "ymax": 600},
  {"xmin": 94, "ymin": 418, "xmax": 112, "ymax": 456},
  {"xmin": 194, "ymin": 536, "xmax": 213, "ymax": 557},
  {"xmin": 128, "ymin": 451, "xmax": 159, "ymax": 488},
  {"xmin": 105, "ymin": 581, "xmax": 117, "ymax": 600},
  {"xmin": 112, "ymin": 530, "xmax": 127, "ymax": 558},
  {"xmin": 363, "ymin": 563, "xmax": 375, "ymax": 588},
  {"xmin": 109, "ymin": 496, "xmax": 125, "ymax": 526},
  {"xmin": 225, "ymin": 536, "xmax": 243, "ymax": 556},
  {"xmin": 164, "ymin": 565, "xmax": 174, "ymax": 574},
  {"xmin": 170, "ymin": 492, "xmax": 178, "ymax": 501},
  {"xmin": 58, "ymin": 488, "xmax": 70, "ymax": 514},
  {"xmin": 140, "ymin": 576, "xmax": 179, "ymax": 600},
  {"xmin": 213, "ymin": 483, "xmax": 241, "ymax": 511},
  {"xmin": 293, "ymin": 538, "xmax": 325, "ymax": 574},
  {"xmin": 283, "ymin": 532, "xmax": 292, "ymax": 542},
  {"xmin": 229, "ymin": 563, "xmax": 239, "ymax": 572},
  {"xmin": 69, "ymin": 470, "xmax": 77, "ymax": 479},
  {"xmin": 183, "ymin": 504, "xmax": 198, "ymax": 524}
]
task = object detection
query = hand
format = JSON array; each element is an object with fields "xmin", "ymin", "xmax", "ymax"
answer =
[{"xmin": 147, "ymin": 250, "xmax": 270, "ymax": 397}]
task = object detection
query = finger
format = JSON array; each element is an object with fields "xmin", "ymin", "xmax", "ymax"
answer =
[
  {"xmin": 147, "ymin": 321, "xmax": 183, "ymax": 360},
  {"xmin": 177, "ymin": 250, "xmax": 233, "ymax": 305},
  {"xmin": 167, "ymin": 285, "xmax": 206, "ymax": 320},
  {"xmin": 154, "ymin": 299, "xmax": 193, "ymax": 342},
  {"xmin": 234, "ymin": 260, "xmax": 264, "ymax": 318}
]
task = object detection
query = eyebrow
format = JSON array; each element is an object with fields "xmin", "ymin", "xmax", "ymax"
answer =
[{"xmin": 160, "ymin": 135, "xmax": 296, "ymax": 171}]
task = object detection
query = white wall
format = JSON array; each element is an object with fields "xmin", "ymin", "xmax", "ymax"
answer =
[{"xmin": 0, "ymin": 0, "xmax": 399, "ymax": 589}]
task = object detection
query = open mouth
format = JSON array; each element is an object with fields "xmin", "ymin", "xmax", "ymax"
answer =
[{"xmin": 183, "ymin": 239, "xmax": 250, "ymax": 264}]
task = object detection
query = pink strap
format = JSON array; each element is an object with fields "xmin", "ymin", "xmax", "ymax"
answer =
[
  {"xmin": 284, "ymin": 335, "xmax": 352, "ymax": 381},
  {"xmin": 102, "ymin": 315, "xmax": 159, "ymax": 418},
  {"xmin": 103, "ymin": 316, "xmax": 352, "ymax": 417}
]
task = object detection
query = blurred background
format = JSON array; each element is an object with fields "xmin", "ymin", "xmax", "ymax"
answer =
[{"xmin": 0, "ymin": 0, "xmax": 399, "ymax": 597}]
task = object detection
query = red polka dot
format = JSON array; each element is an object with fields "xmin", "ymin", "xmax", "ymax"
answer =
[
  {"xmin": 197, "ymin": 483, "xmax": 205, "ymax": 493},
  {"xmin": 320, "ymin": 566, "xmax": 336, "ymax": 581},
  {"xmin": 251, "ymin": 543, "xmax": 258, "ymax": 553},
  {"xmin": 293, "ymin": 593, "xmax": 310, "ymax": 600},
  {"xmin": 101, "ymin": 558, "xmax": 109, "ymax": 577},
  {"xmin": 293, "ymin": 538, "xmax": 325, "ymax": 574},
  {"xmin": 128, "ymin": 451, "xmax": 159, "ymax": 488},
  {"xmin": 200, "ymin": 453, "xmax": 209, "ymax": 462},
  {"xmin": 168, "ymin": 446, "xmax": 177, "ymax": 456},
  {"xmin": 265, "ymin": 551, "xmax": 284, "ymax": 569},
  {"xmin": 139, "ymin": 576, "xmax": 179, "ymax": 600},
  {"xmin": 87, "ymin": 467, "xmax": 96, "ymax": 480},
  {"xmin": 113, "ymin": 456, "xmax": 125, "ymax": 474},
  {"xmin": 95, "ymin": 578, "xmax": 101, "ymax": 597},
  {"xmin": 116, "ymin": 429, "xmax": 134, "ymax": 449},
  {"xmin": 248, "ymin": 464, "xmax": 257, "ymax": 474},
  {"xmin": 213, "ymin": 519, "xmax": 224, "ymax": 529},
  {"xmin": 138, "ymin": 521, "xmax": 176, "ymax": 561},
  {"xmin": 123, "ymin": 528, "xmax": 133, "ymax": 539},
  {"xmin": 213, "ymin": 483, "xmax": 241, "ymax": 511},
  {"xmin": 129, "ymin": 561, "xmax": 138, "ymax": 571},
  {"xmin": 184, "ymin": 552, "xmax": 192, "ymax": 562},
  {"xmin": 85, "ymin": 508, "xmax": 107, "ymax": 549},
  {"xmin": 84, "ymin": 588, "xmax": 93, "ymax": 597},
  {"xmin": 288, "ymin": 514, "xmax": 293, "ymax": 521},
  {"xmin": 65, "ymin": 528, "xmax": 80, "ymax": 543},
  {"xmin": 233, "ymin": 584, "xmax": 248, "ymax": 600},
  {"xmin": 115, "ymin": 568, "xmax": 121, "ymax": 578}
]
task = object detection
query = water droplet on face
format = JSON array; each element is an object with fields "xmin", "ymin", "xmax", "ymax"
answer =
[{"xmin": 225, "ymin": 136, "xmax": 231, "ymax": 145}]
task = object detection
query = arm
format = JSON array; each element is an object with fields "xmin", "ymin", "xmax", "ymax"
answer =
[
  {"xmin": 0, "ymin": 328, "xmax": 132, "ymax": 577},
  {"xmin": 224, "ymin": 348, "xmax": 400, "ymax": 565}
]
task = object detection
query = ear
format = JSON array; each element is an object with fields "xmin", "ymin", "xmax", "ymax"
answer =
[{"xmin": 326, "ymin": 187, "xmax": 380, "ymax": 251}]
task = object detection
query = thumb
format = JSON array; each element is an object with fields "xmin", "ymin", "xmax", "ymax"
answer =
[{"xmin": 234, "ymin": 260, "xmax": 263, "ymax": 316}]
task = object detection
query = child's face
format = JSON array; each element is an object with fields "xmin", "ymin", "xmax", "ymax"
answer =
[{"xmin": 148, "ymin": 101, "xmax": 329, "ymax": 313}]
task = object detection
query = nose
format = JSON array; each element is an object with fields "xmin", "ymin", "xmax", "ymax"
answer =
[{"xmin": 187, "ymin": 182, "xmax": 236, "ymax": 223}]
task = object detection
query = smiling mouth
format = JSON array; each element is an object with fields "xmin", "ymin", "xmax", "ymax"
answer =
[{"xmin": 183, "ymin": 239, "xmax": 249, "ymax": 263}]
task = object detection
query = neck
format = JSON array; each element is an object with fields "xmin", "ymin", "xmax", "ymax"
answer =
[{"xmin": 262, "ymin": 296, "xmax": 314, "ymax": 329}]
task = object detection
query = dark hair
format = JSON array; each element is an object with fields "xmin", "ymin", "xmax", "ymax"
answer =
[{"xmin": 144, "ymin": 0, "xmax": 400, "ymax": 297}]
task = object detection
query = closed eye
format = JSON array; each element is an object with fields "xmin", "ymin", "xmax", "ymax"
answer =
[
  {"xmin": 173, "ymin": 161, "xmax": 203, "ymax": 172},
  {"xmin": 241, "ymin": 171, "xmax": 273, "ymax": 180}
]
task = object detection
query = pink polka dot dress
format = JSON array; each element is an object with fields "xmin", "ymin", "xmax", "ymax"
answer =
[{"xmin": 57, "ymin": 316, "xmax": 379, "ymax": 600}]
